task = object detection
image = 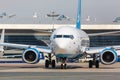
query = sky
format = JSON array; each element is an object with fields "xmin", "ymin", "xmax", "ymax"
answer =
[{"xmin": 0, "ymin": 0, "xmax": 119, "ymax": 24}]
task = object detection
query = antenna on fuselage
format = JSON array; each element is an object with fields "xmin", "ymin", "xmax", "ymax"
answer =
[{"xmin": 76, "ymin": 0, "xmax": 81, "ymax": 29}]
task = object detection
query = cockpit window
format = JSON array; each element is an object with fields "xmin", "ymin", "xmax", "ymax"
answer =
[
  {"xmin": 63, "ymin": 35, "xmax": 74, "ymax": 39},
  {"xmin": 53, "ymin": 35, "xmax": 62, "ymax": 39},
  {"xmin": 53, "ymin": 35, "xmax": 74, "ymax": 39}
]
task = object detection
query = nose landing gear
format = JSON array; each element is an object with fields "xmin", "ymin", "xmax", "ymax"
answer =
[{"xmin": 60, "ymin": 58, "xmax": 67, "ymax": 69}]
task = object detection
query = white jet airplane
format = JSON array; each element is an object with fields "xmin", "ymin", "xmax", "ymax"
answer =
[{"xmin": 0, "ymin": 0, "xmax": 120, "ymax": 69}]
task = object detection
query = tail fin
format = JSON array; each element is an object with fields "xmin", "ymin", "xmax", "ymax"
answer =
[
  {"xmin": 76, "ymin": 0, "xmax": 81, "ymax": 29},
  {"xmin": 0, "ymin": 29, "xmax": 5, "ymax": 56}
]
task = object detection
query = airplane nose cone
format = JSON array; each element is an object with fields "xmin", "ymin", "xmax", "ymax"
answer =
[
  {"xmin": 55, "ymin": 39, "xmax": 69, "ymax": 53},
  {"xmin": 56, "ymin": 42, "xmax": 65, "ymax": 49}
]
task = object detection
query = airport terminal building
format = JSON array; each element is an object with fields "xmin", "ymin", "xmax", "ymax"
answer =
[{"xmin": 0, "ymin": 24, "xmax": 120, "ymax": 47}]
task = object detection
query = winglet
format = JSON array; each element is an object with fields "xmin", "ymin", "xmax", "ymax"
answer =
[{"xmin": 76, "ymin": 0, "xmax": 82, "ymax": 29}]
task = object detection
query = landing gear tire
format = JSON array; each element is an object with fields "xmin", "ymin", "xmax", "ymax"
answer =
[
  {"xmin": 45, "ymin": 60, "xmax": 49, "ymax": 68},
  {"xmin": 61, "ymin": 64, "xmax": 63, "ymax": 69},
  {"xmin": 89, "ymin": 60, "xmax": 99, "ymax": 68},
  {"xmin": 89, "ymin": 60, "xmax": 93, "ymax": 68},
  {"xmin": 52, "ymin": 60, "xmax": 56, "ymax": 68},
  {"xmin": 61, "ymin": 63, "xmax": 67, "ymax": 69},
  {"xmin": 95, "ymin": 60, "xmax": 99, "ymax": 68},
  {"xmin": 89, "ymin": 54, "xmax": 99, "ymax": 68},
  {"xmin": 64, "ymin": 64, "xmax": 67, "ymax": 69}
]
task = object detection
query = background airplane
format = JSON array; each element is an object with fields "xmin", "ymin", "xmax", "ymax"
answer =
[
  {"xmin": 0, "ymin": 12, "xmax": 16, "ymax": 18},
  {"xmin": 0, "ymin": 0, "xmax": 120, "ymax": 69}
]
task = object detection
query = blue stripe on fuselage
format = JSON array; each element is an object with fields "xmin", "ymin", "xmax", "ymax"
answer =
[{"xmin": 56, "ymin": 53, "xmax": 83, "ymax": 59}]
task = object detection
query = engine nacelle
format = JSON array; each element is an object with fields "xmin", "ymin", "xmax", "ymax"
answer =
[
  {"xmin": 100, "ymin": 48, "xmax": 118, "ymax": 65},
  {"xmin": 22, "ymin": 48, "xmax": 40, "ymax": 64}
]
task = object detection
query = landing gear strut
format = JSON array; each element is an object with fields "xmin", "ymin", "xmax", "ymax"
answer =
[
  {"xmin": 89, "ymin": 54, "xmax": 99, "ymax": 68},
  {"xmin": 45, "ymin": 53, "xmax": 56, "ymax": 69},
  {"xmin": 60, "ymin": 58, "xmax": 67, "ymax": 69}
]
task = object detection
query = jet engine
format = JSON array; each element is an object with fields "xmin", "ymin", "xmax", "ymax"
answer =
[
  {"xmin": 22, "ymin": 48, "xmax": 40, "ymax": 64},
  {"xmin": 100, "ymin": 48, "xmax": 118, "ymax": 65}
]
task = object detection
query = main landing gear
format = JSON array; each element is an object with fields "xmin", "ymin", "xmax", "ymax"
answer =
[
  {"xmin": 45, "ymin": 53, "xmax": 56, "ymax": 69},
  {"xmin": 89, "ymin": 54, "xmax": 99, "ymax": 68}
]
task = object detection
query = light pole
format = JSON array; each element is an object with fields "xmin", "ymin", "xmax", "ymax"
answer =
[{"xmin": 47, "ymin": 11, "xmax": 59, "ymax": 31}]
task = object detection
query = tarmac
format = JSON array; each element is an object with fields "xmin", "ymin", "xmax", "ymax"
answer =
[
  {"xmin": 1, "ymin": 50, "xmax": 120, "ymax": 80},
  {"xmin": 0, "ymin": 63, "xmax": 120, "ymax": 80},
  {"xmin": 0, "ymin": 62, "xmax": 120, "ymax": 72}
]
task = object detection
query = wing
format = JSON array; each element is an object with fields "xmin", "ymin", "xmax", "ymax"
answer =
[
  {"xmin": 86, "ymin": 46, "xmax": 120, "ymax": 54},
  {"xmin": 0, "ymin": 29, "xmax": 52, "ymax": 58},
  {"xmin": 0, "ymin": 42, "xmax": 52, "ymax": 53},
  {"xmin": 85, "ymin": 47, "xmax": 106, "ymax": 54},
  {"xmin": 88, "ymin": 31, "xmax": 120, "ymax": 36},
  {"xmin": 87, "ymin": 30, "xmax": 120, "ymax": 54}
]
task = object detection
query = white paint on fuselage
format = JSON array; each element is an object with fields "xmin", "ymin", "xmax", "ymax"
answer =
[{"xmin": 50, "ymin": 26, "xmax": 89, "ymax": 58}]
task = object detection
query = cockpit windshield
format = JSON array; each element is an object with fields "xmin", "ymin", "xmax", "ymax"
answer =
[
  {"xmin": 63, "ymin": 35, "xmax": 74, "ymax": 39},
  {"xmin": 53, "ymin": 35, "xmax": 62, "ymax": 38},
  {"xmin": 53, "ymin": 35, "xmax": 74, "ymax": 39}
]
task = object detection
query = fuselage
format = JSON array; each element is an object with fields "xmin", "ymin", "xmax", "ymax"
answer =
[{"xmin": 50, "ymin": 26, "xmax": 89, "ymax": 58}]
